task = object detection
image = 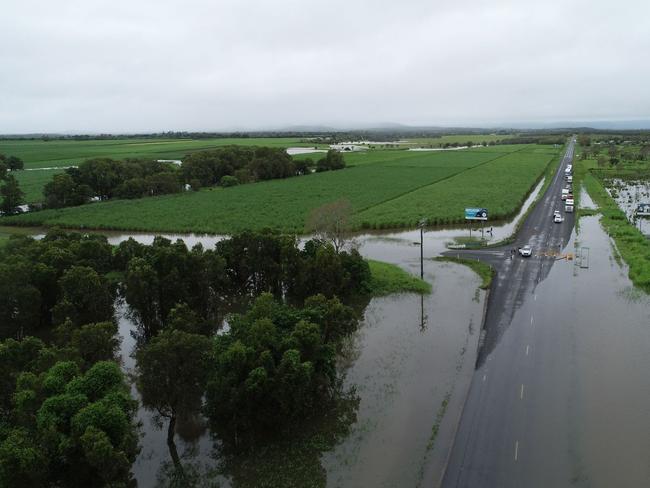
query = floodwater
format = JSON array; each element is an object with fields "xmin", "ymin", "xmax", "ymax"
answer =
[
  {"xmin": 285, "ymin": 147, "xmax": 327, "ymax": 155},
  {"xmin": 604, "ymin": 178, "xmax": 650, "ymax": 236},
  {"xmin": 467, "ymin": 214, "xmax": 650, "ymax": 486},
  {"xmin": 117, "ymin": 234, "xmax": 486, "ymax": 487},
  {"xmin": 7, "ymin": 175, "xmax": 547, "ymax": 486},
  {"xmin": 567, "ymin": 216, "xmax": 650, "ymax": 486},
  {"xmin": 578, "ymin": 185, "xmax": 597, "ymax": 209}
]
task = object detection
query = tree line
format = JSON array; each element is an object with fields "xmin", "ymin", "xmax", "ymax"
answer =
[
  {"xmin": 0, "ymin": 229, "xmax": 371, "ymax": 485},
  {"xmin": 0, "ymin": 154, "xmax": 25, "ymax": 215},
  {"xmin": 181, "ymin": 146, "xmax": 344, "ymax": 189},
  {"xmin": 40, "ymin": 147, "xmax": 346, "ymax": 209}
]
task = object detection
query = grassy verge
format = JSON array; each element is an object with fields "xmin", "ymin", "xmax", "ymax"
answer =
[
  {"xmin": 434, "ymin": 256, "xmax": 495, "ymax": 289},
  {"xmin": 367, "ymin": 260, "xmax": 431, "ymax": 296},
  {"xmin": 579, "ymin": 161, "xmax": 650, "ymax": 292}
]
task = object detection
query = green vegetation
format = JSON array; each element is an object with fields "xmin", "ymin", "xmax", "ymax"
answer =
[
  {"xmin": 15, "ymin": 169, "xmax": 64, "ymax": 203},
  {"xmin": 434, "ymin": 257, "xmax": 495, "ymax": 289},
  {"xmin": 575, "ymin": 141, "xmax": 650, "ymax": 293},
  {"xmin": 355, "ymin": 148, "xmax": 559, "ymax": 229},
  {"xmin": 3, "ymin": 145, "xmax": 560, "ymax": 234},
  {"xmin": 367, "ymin": 260, "xmax": 431, "ymax": 296},
  {"xmin": 0, "ymin": 137, "xmax": 318, "ymax": 170},
  {"xmin": 1, "ymin": 228, "xmax": 420, "ymax": 485},
  {"xmin": 581, "ymin": 169, "xmax": 650, "ymax": 292}
]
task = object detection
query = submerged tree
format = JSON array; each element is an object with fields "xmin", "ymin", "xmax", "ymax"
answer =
[{"xmin": 136, "ymin": 329, "xmax": 212, "ymax": 476}]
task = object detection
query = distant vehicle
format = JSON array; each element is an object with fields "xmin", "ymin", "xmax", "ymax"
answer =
[
  {"xmin": 554, "ymin": 214, "xmax": 564, "ymax": 223},
  {"xmin": 566, "ymin": 198, "xmax": 575, "ymax": 206},
  {"xmin": 519, "ymin": 245, "xmax": 532, "ymax": 257},
  {"xmin": 565, "ymin": 204, "xmax": 574, "ymax": 213},
  {"xmin": 553, "ymin": 210, "xmax": 561, "ymax": 217},
  {"xmin": 567, "ymin": 175, "xmax": 573, "ymax": 183}
]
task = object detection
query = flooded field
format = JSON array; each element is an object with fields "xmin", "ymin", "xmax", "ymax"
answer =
[
  {"xmin": 604, "ymin": 178, "xmax": 650, "ymax": 236},
  {"xmin": 118, "ymin": 255, "xmax": 484, "ymax": 486}
]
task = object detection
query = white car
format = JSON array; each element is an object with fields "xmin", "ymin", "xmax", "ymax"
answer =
[
  {"xmin": 519, "ymin": 245, "xmax": 533, "ymax": 257},
  {"xmin": 554, "ymin": 214, "xmax": 564, "ymax": 223}
]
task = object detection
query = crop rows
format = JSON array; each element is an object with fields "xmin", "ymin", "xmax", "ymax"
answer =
[{"xmin": 3, "ymin": 145, "xmax": 560, "ymax": 234}]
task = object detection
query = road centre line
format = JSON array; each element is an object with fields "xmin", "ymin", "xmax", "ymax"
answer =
[
  {"xmin": 515, "ymin": 441, "xmax": 519, "ymax": 461},
  {"xmin": 530, "ymin": 315, "xmax": 534, "ymax": 325},
  {"xmin": 520, "ymin": 384, "xmax": 525, "ymax": 399},
  {"xmin": 526, "ymin": 345, "xmax": 530, "ymax": 356}
]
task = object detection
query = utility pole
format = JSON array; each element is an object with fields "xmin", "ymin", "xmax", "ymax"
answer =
[{"xmin": 419, "ymin": 219, "xmax": 426, "ymax": 279}]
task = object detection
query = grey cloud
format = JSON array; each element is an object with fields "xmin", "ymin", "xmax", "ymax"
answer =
[{"xmin": 1, "ymin": 0, "xmax": 649, "ymax": 132}]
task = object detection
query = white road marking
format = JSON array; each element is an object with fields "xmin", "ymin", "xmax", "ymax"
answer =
[
  {"xmin": 515, "ymin": 441, "xmax": 519, "ymax": 461},
  {"xmin": 534, "ymin": 294, "xmax": 537, "ymax": 301},
  {"xmin": 526, "ymin": 345, "xmax": 530, "ymax": 356},
  {"xmin": 483, "ymin": 374, "xmax": 487, "ymax": 382},
  {"xmin": 530, "ymin": 315, "xmax": 534, "ymax": 325},
  {"xmin": 520, "ymin": 384, "xmax": 525, "ymax": 399}
]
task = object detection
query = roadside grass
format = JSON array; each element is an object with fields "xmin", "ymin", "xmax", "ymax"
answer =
[
  {"xmin": 2, "ymin": 145, "xmax": 560, "ymax": 235},
  {"xmin": 434, "ymin": 257, "xmax": 495, "ymax": 289},
  {"xmin": 577, "ymin": 159, "xmax": 650, "ymax": 293},
  {"xmin": 367, "ymin": 260, "xmax": 431, "ymax": 296}
]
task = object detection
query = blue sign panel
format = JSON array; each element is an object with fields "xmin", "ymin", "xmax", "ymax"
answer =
[
  {"xmin": 636, "ymin": 203, "xmax": 650, "ymax": 216},
  {"xmin": 465, "ymin": 208, "xmax": 488, "ymax": 221}
]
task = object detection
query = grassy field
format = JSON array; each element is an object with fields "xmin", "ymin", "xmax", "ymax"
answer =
[
  {"xmin": 354, "ymin": 149, "xmax": 559, "ymax": 228},
  {"xmin": 14, "ymin": 169, "xmax": 65, "ymax": 203},
  {"xmin": 2, "ymin": 144, "xmax": 561, "ymax": 234},
  {"xmin": 0, "ymin": 137, "xmax": 319, "ymax": 169},
  {"xmin": 404, "ymin": 134, "xmax": 513, "ymax": 146},
  {"xmin": 367, "ymin": 260, "xmax": 431, "ymax": 295}
]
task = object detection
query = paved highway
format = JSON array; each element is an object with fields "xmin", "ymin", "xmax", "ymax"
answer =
[{"xmin": 441, "ymin": 140, "xmax": 578, "ymax": 487}]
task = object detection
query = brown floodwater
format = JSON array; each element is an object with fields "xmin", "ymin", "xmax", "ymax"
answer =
[{"xmin": 116, "ymin": 233, "xmax": 487, "ymax": 487}]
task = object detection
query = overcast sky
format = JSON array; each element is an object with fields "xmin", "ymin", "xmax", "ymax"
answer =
[{"xmin": 2, "ymin": 0, "xmax": 650, "ymax": 133}]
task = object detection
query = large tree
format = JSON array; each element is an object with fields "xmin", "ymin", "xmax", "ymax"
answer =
[
  {"xmin": 6, "ymin": 156, "xmax": 24, "ymax": 171},
  {"xmin": 0, "ymin": 174, "xmax": 24, "ymax": 214},
  {"xmin": 136, "ymin": 329, "xmax": 212, "ymax": 472}
]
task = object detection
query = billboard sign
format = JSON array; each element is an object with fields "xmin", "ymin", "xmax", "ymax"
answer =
[
  {"xmin": 465, "ymin": 208, "xmax": 488, "ymax": 221},
  {"xmin": 636, "ymin": 203, "xmax": 650, "ymax": 216}
]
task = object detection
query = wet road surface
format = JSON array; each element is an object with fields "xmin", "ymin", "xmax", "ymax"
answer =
[{"xmin": 441, "ymin": 141, "xmax": 650, "ymax": 488}]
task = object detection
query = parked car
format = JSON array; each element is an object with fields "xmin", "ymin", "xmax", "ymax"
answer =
[
  {"xmin": 554, "ymin": 214, "xmax": 564, "ymax": 223},
  {"xmin": 518, "ymin": 245, "xmax": 532, "ymax": 257}
]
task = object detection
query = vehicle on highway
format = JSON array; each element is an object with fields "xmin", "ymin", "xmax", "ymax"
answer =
[
  {"xmin": 565, "ymin": 204, "xmax": 574, "ymax": 212},
  {"xmin": 518, "ymin": 245, "xmax": 532, "ymax": 257},
  {"xmin": 554, "ymin": 214, "xmax": 564, "ymax": 223},
  {"xmin": 566, "ymin": 198, "xmax": 575, "ymax": 206},
  {"xmin": 567, "ymin": 175, "xmax": 573, "ymax": 183}
]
